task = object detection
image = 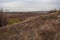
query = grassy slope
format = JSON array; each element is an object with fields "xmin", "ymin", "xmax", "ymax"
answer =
[{"xmin": 0, "ymin": 11, "xmax": 60, "ymax": 40}]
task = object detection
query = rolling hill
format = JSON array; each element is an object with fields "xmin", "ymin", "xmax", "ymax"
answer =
[{"xmin": 0, "ymin": 11, "xmax": 60, "ymax": 40}]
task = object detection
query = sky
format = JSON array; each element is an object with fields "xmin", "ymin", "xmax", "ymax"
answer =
[{"xmin": 0, "ymin": 0, "xmax": 60, "ymax": 11}]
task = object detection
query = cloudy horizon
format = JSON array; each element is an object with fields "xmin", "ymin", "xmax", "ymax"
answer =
[{"xmin": 0, "ymin": 0, "xmax": 60, "ymax": 11}]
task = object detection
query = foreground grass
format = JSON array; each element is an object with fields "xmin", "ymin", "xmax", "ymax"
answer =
[{"xmin": 0, "ymin": 11, "xmax": 60, "ymax": 40}]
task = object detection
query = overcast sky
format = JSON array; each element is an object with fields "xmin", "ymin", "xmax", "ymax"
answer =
[{"xmin": 0, "ymin": 0, "xmax": 60, "ymax": 11}]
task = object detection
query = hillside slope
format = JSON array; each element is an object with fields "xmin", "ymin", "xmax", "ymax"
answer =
[{"xmin": 0, "ymin": 12, "xmax": 60, "ymax": 40}]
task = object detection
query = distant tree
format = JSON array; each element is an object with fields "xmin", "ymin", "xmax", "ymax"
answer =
[
  {"xmin": 49, "ymin": 9, "xmax": 57, "ymax": 13},
  {"xmin": 53, "ymin": 9, "xmax": 57, "ymax": 12},
  {"xmin": 4, "ymin": 9, "xmax": 9, "ymax": 12}
]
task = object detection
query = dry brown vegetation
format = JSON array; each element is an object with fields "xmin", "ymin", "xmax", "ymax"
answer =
[
  {"xmin": 0, "ymin": 12, "xmax": 41, "ymax": 26},
  {"xmin": 0, "ymin": 11, "xmax": 60, "ymax": 40}
]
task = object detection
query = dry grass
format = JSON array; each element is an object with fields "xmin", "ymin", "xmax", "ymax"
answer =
[{"xmin": 0, "ymin": 11, "xmax": 60, "ymax": 40}]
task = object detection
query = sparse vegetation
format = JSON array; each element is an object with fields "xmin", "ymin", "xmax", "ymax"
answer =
[
  {"xmin": 0, "ymin": 10, "xmax": 60, "ymax": 40},
  {"xmin": 7, "ymin": 18, "xmax": 20, "ymax": 25}
]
